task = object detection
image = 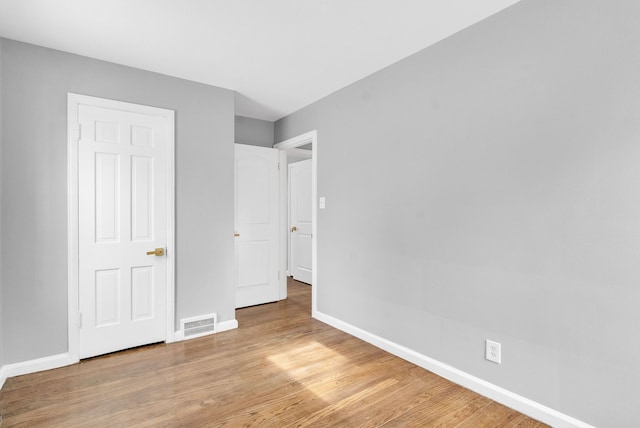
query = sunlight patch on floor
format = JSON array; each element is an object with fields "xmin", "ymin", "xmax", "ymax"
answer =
[{"xmin": 267, "ymin": 341, "xmax": 348, "ymax": 397}]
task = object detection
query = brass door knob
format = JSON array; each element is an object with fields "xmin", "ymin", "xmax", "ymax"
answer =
[
  {"xmin": 291, "ymin": 226, "xmax": 297, "ymax": 232},
  {"xmin": 146, "ymin": 248, "xmax": 165, "ymax": 256},
  {"xmin": 234, "ymin": 233, "xmax": 240, "ymax": 237}
]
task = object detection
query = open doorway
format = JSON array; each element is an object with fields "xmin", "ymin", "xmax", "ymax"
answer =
[
  {"xmin": 288, "ymin": 158, "xmax": 312, "ymax": 284},
  {"xmin": 274, "ymin": 131, "xmax": 318, "ymax": 316}
]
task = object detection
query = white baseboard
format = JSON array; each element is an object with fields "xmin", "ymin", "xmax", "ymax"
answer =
[
  {"xmin": 0, "ymin": 364, "xmax": 6, "ymax": 390},
  {"xmin": 172, "ymin": 318, "xmax": 239, "ymax": 342},
  {"xmin": 0, "ymin": 353, "xmax": 77, "ymax": 390},
  {"xmin": 216, "ymin": 318, "xmax": 239, "ymax": 333},
  {"xmin": 312, "ymin": 310, "xmax": 594, "ymax": 428}
]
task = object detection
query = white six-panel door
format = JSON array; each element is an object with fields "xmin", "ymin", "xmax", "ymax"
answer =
[
  {"xmin": 234, "ymin": 144, "xmax": 280, "ymax": 308},
  {"xmin": 289, "ymin": 159, "xmax": 313, "ymax": 284},
  {"xmin": 75, "ymin": 98, "xmax": 172, "ymax": 359}
]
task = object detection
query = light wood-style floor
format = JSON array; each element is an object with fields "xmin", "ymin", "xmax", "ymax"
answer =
[{"xmin": 0, "ymin": 279, "xmax": 547, "ymax": 427}]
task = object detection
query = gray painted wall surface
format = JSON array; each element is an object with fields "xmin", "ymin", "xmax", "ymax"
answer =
[
  {"xmin": 275, "ymin": 1, "xmax": 640, "ymax": 426},
  {"xmin": 234, "ymin": 115, "xmax": 274, "ymax": 147},
  {"xmin": 0, "ymin": 39, "xmax": 235, "ymax": 364},
  {"xmin": 0, "ymin": 38, "xmax": 4, "ymax": 368}
]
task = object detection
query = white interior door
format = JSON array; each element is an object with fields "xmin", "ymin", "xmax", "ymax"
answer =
[
  {"xmin": 289, "ymin": 159, "xmax": 313, "ymax": 284},
  {"xmin": 76, "ymin": 100, "xmax": 172, "ymax": 359},
  {"xmin": 235, "ymin": 144, "xmax": 280, "ymax": 308}
]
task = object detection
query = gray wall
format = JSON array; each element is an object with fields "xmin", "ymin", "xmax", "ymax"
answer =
[
  {"xmin": 275, "ymin": 1, "xmax": 640, "ymax": 426},
  {"xmin": 0, "ymin": 38, "xmax": 4, "ymax": 368},
  {"xmin": 0, "ymin": 39, "xmax": 236, "ymax": 364},
  {"xmin": 234, "ymin": 115, "xmax": 274, "ymax": 147}
]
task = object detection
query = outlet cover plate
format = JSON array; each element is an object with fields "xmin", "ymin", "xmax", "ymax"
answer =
[{"xmin": 486, "ymin": 339, "xmax": 502, "ymax": 364}]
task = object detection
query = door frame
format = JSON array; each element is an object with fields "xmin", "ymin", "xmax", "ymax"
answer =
[
  {"xmin": 274, "ymin": 130, "xmax": 318, "ymax": 316},
  {"xmin": 67, "ymin": 93, "xmax": 176, "ymax": 362}
]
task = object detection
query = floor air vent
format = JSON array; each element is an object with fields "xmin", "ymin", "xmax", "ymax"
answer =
[{"xmin": 181, "ymin": 313, "xmax": 217, "ymax": 339}]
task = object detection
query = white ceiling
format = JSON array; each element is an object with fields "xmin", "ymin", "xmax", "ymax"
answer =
[{"xmin": 0, "ymin": 0, "xmax": 520, "ymax": 121}]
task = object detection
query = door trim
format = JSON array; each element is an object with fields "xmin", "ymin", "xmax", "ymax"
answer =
[
  {"xmin": 274, "ymin": 130, "xmax": 318, "ymax": 316},
  {"xmin": 67, "ymin": 93, "xmax": 176, "ymax": 362}
]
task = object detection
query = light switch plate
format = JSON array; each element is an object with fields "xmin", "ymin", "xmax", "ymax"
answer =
[{"xmin": 319, "ymin": 197, "xmax": 326, "ymax": 209}]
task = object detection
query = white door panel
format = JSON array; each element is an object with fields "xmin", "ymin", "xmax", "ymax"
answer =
[
  {"xmin": 235, "ymin": 144, "xmax": 280, "ymax": 308},
  {"xmin": 77, "ymin": 102, "xmax": 170, "ymax": 359},
  {"xmin": 290, "ymin": 159, "xmax": 313, "ymax": 284}
]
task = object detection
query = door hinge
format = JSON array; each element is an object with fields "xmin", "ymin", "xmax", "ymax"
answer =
[
  {"xmin": 76, "ymin": 124, "xmax": 82, "ymax": 141},
  {"xmin": 78, "ymin": 312, "xmax": 83, "ymax": 329},
  {"xmin": 278, "ymin": 271, "xmax": 281, "ymax": 280},
  {"xmin": 277, "ymin": 162, "xmax": 280, "ymax": 171}
]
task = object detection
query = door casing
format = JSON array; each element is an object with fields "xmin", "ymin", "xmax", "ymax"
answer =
[{"xmin": 67, "ymin": 93, "xmax": 176, "ymax": 362}]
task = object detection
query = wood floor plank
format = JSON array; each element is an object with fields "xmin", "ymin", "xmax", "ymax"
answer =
[{"xmin": 0, "ymin": 279, "xmax": 548, "ymax": 427}]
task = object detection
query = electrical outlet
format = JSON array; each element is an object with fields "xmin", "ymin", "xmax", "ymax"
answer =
[{"xmin": 485, "ymin": 339, "xmax": 501, "ymax": 364}]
